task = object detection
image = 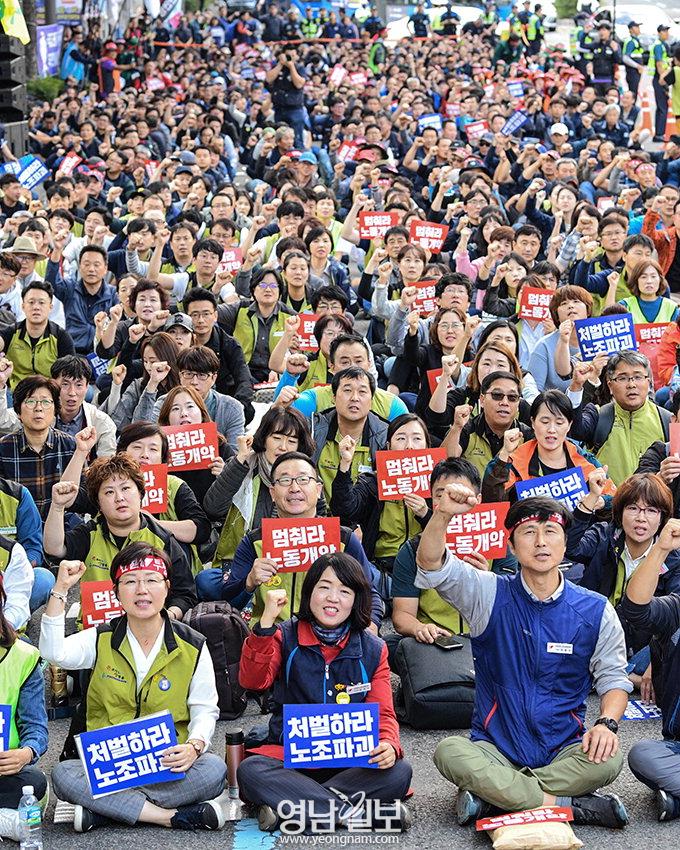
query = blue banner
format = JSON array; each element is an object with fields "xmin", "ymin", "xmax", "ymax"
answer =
[
  {"xmin": 283, "ymin": 703, "xmax": 379, "ymax": 770},
  {"xmin": 574, "ymin": 313, "xmax": 637, "ymax": 362},
  {"xmin": 0, "ymin": 704, "xmax": 11, "ymax": 750},
  {"xmin": 623, "ymin": 700, "xmax": 662, "ymax": 721},
  {"xmin": 507, "ymin": 80, "xmax": 524, "ymax": 98},
  {"xmin": 77, "ymin": 711, "xmax": 182, "ymax": 798},
  {"xmin": 417, "ymin": 113, "xmax": 443, "ymax": 133},
  {"xmin": 501, "ymin": 110, "xmax": 530, "ymax": 136},
  {"xmin": 86, "ymin": 353, "xmax": 109, "ymax": 380},
  {"xmin": 515, "ymin": 468, "xmax": 587, "ymax": 512},
  {"xmin": 0, "ymin": 156, "xmax": 51, "ymax": 191},
  {"xmin": 37, "ymin": 25, "xmax": 64, "ymax": 78}
]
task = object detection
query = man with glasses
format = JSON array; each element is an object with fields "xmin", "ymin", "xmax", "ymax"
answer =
[
  {"xmin": 568, "ymin": 351, "xmax": 672, "ymax": 487},
  {"xmin": 214, "ymin": 451, "xmax": 382, "ymax": 632},
  {"xmin": 184, "ymin": 289, "xmax": 254, "ymax": 423}
]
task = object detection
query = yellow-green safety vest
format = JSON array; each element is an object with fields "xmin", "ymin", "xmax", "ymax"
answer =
[
  {"xmin": 6, "ymin": 325, "xmax": 60, "ymax": 389},
  {"xmin": 159, "ymin": 475, "xmax": 202, "ymax": 576},
  {"xmin": 312, "ymin": 384, "xmax": 394, "ymax": 419},
  {"xmin": 619, "ymin": 296, "xmax": 677, "ymax": 325},
  {"xmin": 233, "ymin": 306, "xmax": 288, "ymax": 365},
  {"xmin": 648, "ymin": 39, "xmax": 671, "ymax": 75},
  {"xmin": 213, "ymin": 475, "xmax": 262, "ymax": 567},
  {"xmin": 297, "ymin": 351, "xmax": 329, "ymax": 393},
  {"xmin": 0, "ymin": 640, "xmax": 40, "ymax": 750}
]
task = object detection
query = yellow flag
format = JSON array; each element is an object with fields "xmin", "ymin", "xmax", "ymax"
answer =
[{"xmin": 0, "ymin": 0, "xmax": 30, "ymax": 45}]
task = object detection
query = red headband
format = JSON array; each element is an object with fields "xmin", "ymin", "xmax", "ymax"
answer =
[
  {"xmin": 115, "ymin": 555, "xmax": 168, "ymax": 581},
  {"xmin": 509, "ymin": 513, "xmax": 566, "ymax": 533}
]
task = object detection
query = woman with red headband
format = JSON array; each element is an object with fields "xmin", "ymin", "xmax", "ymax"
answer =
[{"xmin": 39, "ymin": 542, "xmax": 226, "ymax": 834}]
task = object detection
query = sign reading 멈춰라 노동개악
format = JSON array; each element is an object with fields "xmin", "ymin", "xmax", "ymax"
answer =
[
  {"xmin": 141, "ymin": 464, "xmax": 168, "ymax": 514},
  {"xmin": 77, "ymin": 712, "xmax": 182, "ymax": 797},
  {"xmin": 445, "ymin": 502, "xmax": 510, "ymax": 560},
  {"xmin": 80, "ymin": 580, "xmax": 124, "ymax": 630},
  {"xmin": 283, "ymin": 703, "xmax": 379, "ymax": 769},
  {"xmin": 261, "ymin": 516, "xmax": 341, "ymax": 573},
  {"xmin": 375, "ymin": 448, "xmax": 446, "ymax": 500},
  {"xmin": 163, "ymin": 423, "xmax": 219, "ymax": 471}
]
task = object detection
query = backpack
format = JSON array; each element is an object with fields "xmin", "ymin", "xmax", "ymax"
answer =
[
  {"xmin": 592, "ymin": 401, "xmax": 672, "ymax": 453},
  {"xmin": 393, "ymin": 636, "xmax": 475, "ymax": 730},
  {"xmin": 183, "ymin": 602, "xmax": 249, "ymax": 720}
]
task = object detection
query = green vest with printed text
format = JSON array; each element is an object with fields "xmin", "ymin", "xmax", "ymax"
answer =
[
  {"xmin": 312, "ymin": 384, "xmax": 393, "ymax": 419},
  {"xmin": 233, "ymin": 307, "xmax": 288, "ymax": 365},
  {"xmin": 6, "ymin": 324, "xmax": 60, "ymax": 389}
]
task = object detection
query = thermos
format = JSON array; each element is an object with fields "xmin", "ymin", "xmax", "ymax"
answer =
[{"xmin": 225, "ymin": 730, "xmax": 245, "ymax": 799}]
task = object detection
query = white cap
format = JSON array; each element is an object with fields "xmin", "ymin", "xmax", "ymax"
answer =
[
  {"xmin": 21, "ymin": 786, "xmax": 33, "ymax": 795},
  {"xmin": 550, "ymin": 122, "xmax": 569, "ymax": 136}
]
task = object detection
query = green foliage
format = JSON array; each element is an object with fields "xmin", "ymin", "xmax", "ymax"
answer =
[{"xmin": 27, "ymin": 76, "xmax": 65, "ymax": 102}]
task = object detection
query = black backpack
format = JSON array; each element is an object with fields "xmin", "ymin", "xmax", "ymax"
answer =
[{"xmin": 183, "ymin": 601, "xmax": 249, "ymax": 720}]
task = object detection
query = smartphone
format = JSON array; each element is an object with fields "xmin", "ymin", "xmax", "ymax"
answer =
[{"xmin": 434, "ymin": 635, "xmax": 464, "ymax": 651}]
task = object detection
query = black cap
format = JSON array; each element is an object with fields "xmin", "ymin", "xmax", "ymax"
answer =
[
  {"xmin": 627, "ymin": 20, "xmax": 641, "ymax": 27},
  {"xmin": 658, "ymin": 24, "xmax": 670, "ymax": 32}
]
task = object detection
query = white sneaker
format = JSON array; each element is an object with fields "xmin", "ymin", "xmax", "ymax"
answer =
[{"xmin": 0, "ymin": 808, "xmax": 23, "ymax": 842}]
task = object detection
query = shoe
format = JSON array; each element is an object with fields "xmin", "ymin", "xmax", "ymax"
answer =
[
  {"xmin": 653, "ymin": 136, "xmax": 666, "ymax": 143},
  {"xmin": 456, "ymin": 790, "xmax": 490, "ymax": 826},
  {"xmin": 74, "ymin": 805, "xmax": 111, "ymax": 833},
  {"xmin": 257, "ymin": 804, "xmax": 279, "ymax": 832},
  {"xmin": 571, "ymin": 792, "xmax": 628, "ymax": 828},
  {"xmin": 171, "ymin": 798, "xmax": 226, "ymax": 831},
  {"xmin": 0, "ymin": 808, "xmax": 23, "ymax": 841},
  {"xmin": 395, "ymin": 801, "xmax": 413, "ymax": 832},
  {"xmin": 657, "ymin": 789, "xmax": 680, "ymax": 821}
]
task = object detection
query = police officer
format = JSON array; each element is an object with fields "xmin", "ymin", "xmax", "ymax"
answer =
[
  {"xmin": 650, "ymin": 24, "xmax": 672, "ymax": 141},
  {"xmin": 408, "ymin": 2, "xmax": 430, "ymax": 38},
  {"xmin": 435, "ymin": 4, "xmax": 461, "ymax": 36},
  {"xmin": 518, "ymin": 0, "xmax": 543, "ymax": 56},
  {"xmin": 622, "ymin": 21, "xmax": 644, "ymax": 98}
]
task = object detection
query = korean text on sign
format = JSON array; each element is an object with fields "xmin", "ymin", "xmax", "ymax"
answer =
[
  {"xmin": 574, "ymin": 314, "xmax": 637, "ymax": 362},
  {"xmin": 623, "ymin": 699, "xmax": 663, "ymax": 721},
  {"xmin": 283, "ymin": 703, "xmax": 379, "ymax": 769},
  {"xmin": 141, "ymin": 464, "xmax": 168, "ymax": 514},
  {"xmin": 517, "ymin": 286, "xmax": 552, "ymax": 322},
  {"xmin": 358, "ymin": 211, "xmax": 399, "ymax": 240},
  {"xmin": 262, "ymin": 516, "xmax": 341, "ymax": 573},
  {"xmin": 413, "ymin": 280, "xmax": 437, "ymax": 316},
  {"xmin": 476, "ymin": 807, "xmax": 573, "ymax": 832},
  {"xmin": 515, "ymin": 468, "xmax": 587, "ymax": 512},
  {"xmin": 216, "ymin": 248, "xmax": 242, "ymax": 275},
  {"xmin": 81, "ymin": 580, "xmax": 124, "ymax": 630},
  {"xmin": 409, "ymin": 219, "xmax": 449, "ymax": 254},
  {"xmin": 77, "ymin": 711, "xmax": 182, "ymax": 798},
  {"xmin": 296, "ymin": 313, "xmax": 320, "ymax": 352},
  {"xmin": 375, "ymin": 448, "xmax": 446, "ymax": 500},
  {"xmin": 427, "ymin": 368, "xmax": 454, "ymax": 395},
  {"xmin": 445, "ymin": 502, "xmax": 510, "ymax": 560},
  {"xmin": 0, "ymin": 705, "xmax": 10, "ymax": 751},
  {"xmin": 464, "ymin": 120, "xmax": 489, "ymax": 141},
  {"xmin": 163, "ymin": 422, "xmax": 219, "ymax": 471}
]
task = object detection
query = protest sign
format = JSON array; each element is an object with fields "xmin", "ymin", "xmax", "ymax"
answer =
[
  {"xmin": 413, "ymin": 279, "xmax": 437, "ymax": 316},
  {"xmin": 337, "ymin": 141, "xmax": 359, "ymax": 162},
  {"xmin": 80, "ymin": 581, "xmax": 123, "ymax": 630},
  {"xmin": 515, "ymin": 468, "xmax": 587, "ymax": 512},
  {"xmin": 0, "ymin": 705, "xmax": 11, "ymax": 751},
  {"xmin": 141, "ymin": 464, "xmax": 168, "ymax": 514},
  {"xmin": 670, "ymin": 422, "xmax": 680, "ymax": 456},
  {"xmin": 37, "ymin": 24, "xmax": 64, "ymax": 76},
  {"xmin": 635, "ymin": 322, "xmax": 673, "ymax": 389},
  {"xmin": 164, "ymin": 422, "xmax": 218, "ymax": 471},
  {"xmin": 476, "ymin": 807, "xmax": 573, "ymax": 832},
  {"xmin": 623, "ymin": 700, "xmax": 662, "ymax": 721},
  {"xmin": 409, "ymin": 219, "xmax": 448, "ymax": 253},
  {"xmin": 77, "ymin": 711, "xmax": 181, "ymax": 797},
  {"xmin": 418, "ymin": 113, "xmax": 443, "ymax": 133},
  {"xmin": 85, "ymin": 353, "xmax": 109, "ymax": 380},
  {"xmin": 56, "ymin": 151, "xmax": 83, "ymax": 177},
  {"xmin": 0, "ymin": 155, "xmax": 50, "ymax": 190},
  {"xmin": 596, "ymin": 196, "xmax": 616, "ymax": 213},
  {"xmin": 446, "ymin": 502, "xmax": 510, "ymax": 560},
  {"xmin": 375, "ymin": 448, "xmax": 446, "ymax": 500},
  {"xmin": 358, "ymin": 211, "xmax": 399, "ymax": 240},
  {"xmin": 261, "ymin": 516, "xmax": 341, "ymax": 573},
  {"xmin": 517, "ymin": 286, "xmax": 552, "ymax": 322},
  {"xmin": 426, "ymin": 367, "xmax": 454, "ymax": 394},
  {"xmin": 296, "ymin": 313, "xmax": 320, "ymax": 352},
  {"xmin": 217, "ymin": 247, "xmax": 242, "ymax": 275},
  {"xmin": 444, "ymin": 102, "xmax": 460, "ymax": 118},
  {"xmin": 283, "ymin": 703, "xmax": 379, "ymax": 770},
  {"xmin": 506, "ymin": 80, "xmax": 525, "ymax": 99},
  {"xmin": 464, "ymin": 120, "xmax": 489, "ymax": 141},
  {"xmin": 349, "ymin": 71, "xmax": 368, "ymax": 87},
  {"xmin": 574, "ymin": 313, "xmax": 636, "ymax": 361},
  {"xmin": 329, "ymin": 65, "xmax": 347, "ymax": 86},
  {"xmin": 501, "ymin": 110, "xmax": 529, "ymax": 136},
  {"xmin": 144, "ymin": 160, "xmax": 159, "ymax": 181}
]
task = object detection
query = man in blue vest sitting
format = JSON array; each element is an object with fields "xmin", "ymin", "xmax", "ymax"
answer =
[{"xmin": 415, "ymin": 489, "xmax": 632, "ymax": 828}]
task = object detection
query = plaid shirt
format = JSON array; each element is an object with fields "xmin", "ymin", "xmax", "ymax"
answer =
[{"xmin": 0, "ymin": 428, "xmax": 85, "ymax": 520}]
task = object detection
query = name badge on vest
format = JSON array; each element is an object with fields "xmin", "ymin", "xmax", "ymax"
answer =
[
  {"xmin": 547, "ymin": 642, "xmax": 573, "ymax": 655},
  {"xmin": 358, "ymin": 464, "xmax": 373, "ymax": 474},
  {"xmin": 346, "ymin": 682, "xmax": 371, "ymax": 696}
]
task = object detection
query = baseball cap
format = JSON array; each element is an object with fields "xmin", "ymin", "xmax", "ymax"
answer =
[
  {"xmin": 298, "ymin": 151, "xmax": 318, "ymax": 165},
  {"xmin": 164, "ymin": 313, "xmax": 194, "ymax": 333},
  {"xmin": 627, "ymin": 20, "xmax": 641, "ymax": 27},
  {"xmin": 550, "ymin": 122, "xmax": 569, "ymax": 136},
  {"xmin": 174, "ymin": 166, "xmax": 195, "ymax": 176},
  {"xmin": 658, "ymin": 24, "xmax": 670, "ymax": 32},
  {"xmin": 179, "ymin": 151, "xmax": 197, "ymax": 165}
]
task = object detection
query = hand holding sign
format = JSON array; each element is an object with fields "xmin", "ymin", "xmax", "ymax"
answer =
[
  {"xmin": 368, "ymin": 741, "xmax": 397, "ymax": 770},
  {"xmin": 403, "ymin": 493, "xmax": 429, "ymax": 518},
  {"xmin": 261, "ymin": 589, "xmax": 288, "ymax": 628}
]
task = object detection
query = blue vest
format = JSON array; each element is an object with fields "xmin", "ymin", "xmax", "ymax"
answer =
[
  {"xmin": 471, "ymin": 575, "xmax": 606, "ymax": 768},
  {"xmin": 268, "ymin": 618, "xmax": 384, "ymax": 744}
]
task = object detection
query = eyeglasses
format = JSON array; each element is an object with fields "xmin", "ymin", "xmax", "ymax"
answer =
[
  {"xmin": 257, "ymin": 282, "xmax": 279, "ymax": 290},
  {"xmin": 23, "ymin": 398, "xmax": 54, "ymax": 409},
  {"xmin": 273, "ymin": 474, "xmax": 317, "ymax": 487},
  {"xmin": 486, "ymin": 391, "xmax": 520, "ymax": 403},
  {"xmin": 438, "ymin": 322, "xmax": 463, "ymax": 331},
  {"xmin": 187, "ymin": 311, "xmax": 215, "ymax": 321},
  {"xmin": 180, "ymin": 371, "xmax": 212, "ymax": 382},
  {"xmin": 623, "ymin": 504, "xmax": 661, "ymax": 518},
  {"xmin": 609, "ymin": 373, "xmax": 648, "ymax": 385},
  {"xmin": 118, "ymin": 576, "xmax": 166, "ymax": 589}
]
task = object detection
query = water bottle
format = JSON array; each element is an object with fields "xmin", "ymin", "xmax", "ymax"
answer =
[
  {"xmin": 225, "ymin": 729, "xmax": 245, "ymax": 799},
  {"xmin": 18, "ymin": 785, "xmax": 43, "ymax": 850}
]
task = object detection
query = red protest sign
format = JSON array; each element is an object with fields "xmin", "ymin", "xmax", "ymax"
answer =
[
  {"xmin": 261, "ymin": 517, "xmax": 341, "ymax": 573},
  {"xmin": 635, "ymin": 322, "xmax": 673, "ymax": 389},
  {"xmin": 409, "ymin": 219, "xmax": 449, "ymax": 253},
  {"xmin": 517, "ymin": 286, "xmax": 552, "ymax": 322},
  {"xmin": 465, "ymin": 120, "xmax": 489, "ymax": 141},
  {"xmin": 349, "ymin": 70, "xmax": 368, "ymax": 87},
  {"xmin": 427, "ymin": 368, "xmax": 455, "ymax": 394},
  {"xmin": 337, "ymin": 141, "xmax": 358, "ymax": 162},
  {"xmin": 144, "ymin": 160, "xmax": 159, "ymax": 181},
  {"xmin": 296, "ymin": 313, "xmax": 320, "ymax": 352},
  {"xmin": 446, "ymin": 502, "xmax": 510, "ymax": 560},
  {"xmin": 141, "ymin": 464, "xmax": 168, "ymax": 514},
  {"xmin": 81, "ymin": 580, "xmax": 123, "ymax": 630},
  {"xmin": 444, "ymin": 102, "xmax": 460, "ymax": 118},
  {"xmin": 57, "ymin": 152, "xmax": 83, "ymax": 177},
  {"xmin": 164, "ymin": 422, "xmax": 219, "ymax": 471},
  {"xmin": 671, "ymin": 422, "xmax": 680, "ymax": 456},
  {"xmin": 413, "ymin": 279, "xmax": 437, "ymax": 316},
  {"xmin": 476, "ymin": 807, "xmax": 573, "ymax": 832},
  {"xmin": 375, "ymin": 448, "xmax": 447, "ymax": 500},
  {"xmin": 358, "ymin": 211, "xmax": 399, "ymax": 240},
  {"xmin": 217, "ymin": 247, "xmax": 242, "ymax": 275},
  {"xmin": 329, "ymin": 65, "xmax": 347, "ymax": 86}
]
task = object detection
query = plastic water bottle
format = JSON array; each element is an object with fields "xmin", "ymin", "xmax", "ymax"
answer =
[{"xmin": 18, "ymin": 785, "xmax": 42, "ymax": 850}]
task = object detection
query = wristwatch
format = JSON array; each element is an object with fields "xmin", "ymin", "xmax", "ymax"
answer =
[
  {"xmin": 187, "ymin": 739, "xmax": 205, "ymax": 756},
  {"xmin": 594, "ymin": 716, "xmax": 619, "ymax": 735}
]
